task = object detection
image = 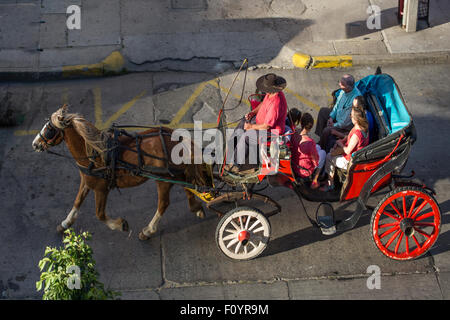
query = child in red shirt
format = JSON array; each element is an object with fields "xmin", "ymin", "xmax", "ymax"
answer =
[{"xmin": 291, "ymin": 113, "xmax": 326, "ymax": 187}]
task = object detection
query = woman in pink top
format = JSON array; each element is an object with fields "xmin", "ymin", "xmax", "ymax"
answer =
[
  {"xmin": 291, "ymin": 113, "xmax": 326, "ymax": 186},
  {"xmin": 321, "ymin": 104, "xmax": 369, "ymax": 191}
]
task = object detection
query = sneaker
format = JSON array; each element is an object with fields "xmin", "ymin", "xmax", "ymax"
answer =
[
  {"xmin": 223, "ymin": 164, "xmax": 240, "ymax": 174},
  {"xmin": 311, "ymin": 181, "xmax": 320, "ymax": 189}
]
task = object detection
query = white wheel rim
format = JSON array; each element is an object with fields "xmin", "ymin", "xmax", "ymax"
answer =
[{"xmin": 218, "ymin": 209, "xmax": 270, "ymax": 260}]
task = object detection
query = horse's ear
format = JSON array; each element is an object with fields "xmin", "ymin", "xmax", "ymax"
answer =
[{"xmin": 57, "ymin": 104, "xmax": 69, "ymax": 122}]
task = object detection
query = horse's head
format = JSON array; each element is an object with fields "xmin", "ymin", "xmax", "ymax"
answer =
[{"xmin": 32, "ymin": 104, "xmax": 69, "ymax": 152}]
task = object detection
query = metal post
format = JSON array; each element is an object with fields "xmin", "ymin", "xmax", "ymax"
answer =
[{"xmin": 404, "ymin": 0, "xmax": 419, "ymax": 32}]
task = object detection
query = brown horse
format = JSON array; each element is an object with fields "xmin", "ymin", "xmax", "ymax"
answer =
[{"xmin": 32, "ymin": 105, "xmax": 208, "ymax": 240}]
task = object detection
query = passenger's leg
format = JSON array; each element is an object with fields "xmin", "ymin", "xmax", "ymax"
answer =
[{"xmin": 315, "ymin": 107, "xmax": 332, "ymax": 137}]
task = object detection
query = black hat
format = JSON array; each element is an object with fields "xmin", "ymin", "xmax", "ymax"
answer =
[{"xmin": 256, "ymin": 73, "xmax": 287, "ymax": 93}]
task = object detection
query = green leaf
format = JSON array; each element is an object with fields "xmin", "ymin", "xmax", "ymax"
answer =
[{"xmin": 36, "ymin": 280, "xmax": 43, "ymax": 291}]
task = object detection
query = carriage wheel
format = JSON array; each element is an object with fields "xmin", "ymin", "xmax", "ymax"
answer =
[
  {"xmin": 215, "ymin": 207, "xmax": 271, "ymax": 261},
  {"xmin": 371, "ymin": 186, "xmax": 441, "ymax": 261}
]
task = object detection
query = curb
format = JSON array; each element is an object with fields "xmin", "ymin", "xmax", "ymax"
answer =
[
  {"xmin": 0, "ymin": 51, "xmax": 127, "ymax": 82},
  {"xmin": 292, "ymin": 51, "xmax": 450, "ymax": 69},
  {"xmin": 62, "ymin": 51, "xmax": 126, "ymax": 78},
  {"xmin": 293, "ymin": 53, "xmax": 352, "ymax": 69},
  {"xmin": 1, "ymin": 50, "xmax": 449, "ymax": 81}
]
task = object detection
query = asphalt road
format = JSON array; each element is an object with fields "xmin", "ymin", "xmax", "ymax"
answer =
[{"xmin": 0, "ymin": 64, "xmax": 449, "ymax": 300}]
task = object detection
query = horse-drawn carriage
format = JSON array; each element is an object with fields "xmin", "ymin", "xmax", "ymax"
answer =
[{"xmin": 32, "ymin": 69, "xmax": 441, "ymax": 262}]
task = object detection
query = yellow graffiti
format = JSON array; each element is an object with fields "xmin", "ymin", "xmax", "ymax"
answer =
[{"xmin": 14, "ymin": 77, "xmax": 322, "ymax": 136}]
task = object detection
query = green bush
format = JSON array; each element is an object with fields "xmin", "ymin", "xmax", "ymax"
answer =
[{"xmin": 36, "ymin": 229, "xmax": 119, "ymax": 300}]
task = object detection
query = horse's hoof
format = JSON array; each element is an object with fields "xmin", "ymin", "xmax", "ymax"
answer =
[
  {"xmin": 122, "ymin": 220, "xmax": 129, "ymax": 232},
  {"xmin": 196, "ymin": 208, "xmax": 205, "ymax": 219},
  {"xmin": 138, "ymin": 231, "xmax": 150, "ymax": 241},
  {"xmin": 56, "ymin": 225, "xmax": 66, "ymax": 234}
]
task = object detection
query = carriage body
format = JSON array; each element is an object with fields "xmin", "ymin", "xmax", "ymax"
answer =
[{"xmin": 214, "ymin": 73, "xmax": 441, "ymax": 262}]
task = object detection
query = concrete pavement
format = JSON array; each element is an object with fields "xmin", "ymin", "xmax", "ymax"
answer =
[
  {"xmin": 0, "ymin": 64, "xmax": 449, "ymax": 300},
  {"xmin": 0, "ymin": 0, "xmax": 450, "ymax": 79}
]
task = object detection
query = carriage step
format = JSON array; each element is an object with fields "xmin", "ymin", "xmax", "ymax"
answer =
[{"xmin": 316, "ymin": 203, "xmax": 336, "ymax": 236}]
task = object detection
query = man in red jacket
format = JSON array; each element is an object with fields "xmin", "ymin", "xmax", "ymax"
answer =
[{"xmin": 225, "ymin": 73, "xmax": 288, "ymax": 173}]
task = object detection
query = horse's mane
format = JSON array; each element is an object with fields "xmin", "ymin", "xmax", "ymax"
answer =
[
  {"xmin": 51, "ymin": 106, "xmax": 211, "ymax": 187},
  {"xmin": 51, "ymin": 109, "xmax": 108, "ymax": 164}
]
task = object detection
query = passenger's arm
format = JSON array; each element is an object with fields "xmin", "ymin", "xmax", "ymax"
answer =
[
  {"xmin": 333, "ymin": 105, "xmax": 352, "ymax": 129},
  {"xmin": 342, "ymin": 134, "xmax": 359, "ymax": 155},
  {"xmin": 331, "ymin": 129, "xmax": 346, "ymax": 139},
  {"xmin": 246, "ymin": 104, "xmax": 262, "ymax": 120},
  {"xmin": 244, "ymin": 123, "xmax": 270, "ymax": 131}
]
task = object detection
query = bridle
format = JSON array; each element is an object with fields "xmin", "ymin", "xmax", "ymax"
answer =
[{"xmin": 39, "ymin": 119, "xmax": 64, "ymax": 147}]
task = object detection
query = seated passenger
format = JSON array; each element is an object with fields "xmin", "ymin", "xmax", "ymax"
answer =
[
  {"xmin": 291, "ymin": 113, "xmax": 326, "ymax": 187},
  {"xmin": 315, "ymin": 74, "xmax": 361, "ymax": 153},
  {"xmin": 328, "ymin": 96, "xmax": 365, "ymax": 140},
  {"xmin": 321, "ymin": 104, "xmax": 369, "ymax": 192},
  {"xmin": 284, "ymin": 108, "xmax": 302, "ymax": 142},
  {"xmin": 224, "ymin": 73, "xmax": 287, "ymax": 173}
]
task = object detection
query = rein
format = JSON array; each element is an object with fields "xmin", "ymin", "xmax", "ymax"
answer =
[{"xmin": 45, "ymin": 124, "xmax": 206, "ymax": 191}]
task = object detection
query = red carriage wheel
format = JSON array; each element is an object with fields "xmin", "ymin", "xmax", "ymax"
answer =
[{"xmin": 371, "ymin": 186, "xmax": 441, "ymax": 260}]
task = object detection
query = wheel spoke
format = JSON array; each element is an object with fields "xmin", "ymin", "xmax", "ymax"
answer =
[
  {"xmin": 389, "ymin": 202, "xmax": 403, "ymax": 219},
  {"xmin": 414, "ymin": 211, "xmax": 435, "ymax": 222},
  {"xmin": 253, "ymin": 226, "xmax": 265, "ymax": 234},
  {"xmin": 379, "ymin": 222, "xmax": 399, "ymax": 229},
  {"xmin": 239, "ymin": 216, "xmax": 244, "ymax": 230},
  {"xmin": 407, "ymin": 195, "xmax": 418, "ymax": 218},
  {"xmin": 244, "ymin": 245, "xmax": 248, "ymax": 255},
  {"xmin": 385, "ymin": 229, "xmax": 401, "ymax": 248},
  {"xmin": 414, "ymin": 227, "xmax": 431, "ymax": 239},
  {"xmin": 410, "ymin": 200, "xmax": 428, "ymax": 220},
  {"xmin": 225, "ymin": 228, "xmax": 236, "ymax": 234},
  {"xmin": 248, "ymin": 220, "xmax": 260, "ymax": 231},
  {"xmin": 234, "ymin": 241, "xmax": 241, "ymax": 254},
  {"xmin": 226, "ymin": 238, "xmax": 239, "ymax": 248},
  {"xmin": 245, "ymin": 215, "xmax": 251, "ymax": 229},
  {"xmin": 402, "ymin": 196, "xmax": 407, "ymax": 219},
  {"xmin": 382, "ymin": 210, "xmax": 401, "ymax": 221},
  {"xmin": 230, "ymin": 220, "xmax": 240, "ymax": 231},
  {"xmin": 412, "ymin": 235, "xmax": 422, "ymax": 249},
  {"xmin": 395, "ymin": 232, "xmax": 404, "ymax": 255},
  {"xmin": 405, "ymin": 236, "xmax": 410, "ymax": 255},
  {"xmin": 223, "ymin": 233, "xmax": 237, "ymax": 241},
  {"xmin": 380, "ymin": 225, "xmax": 400, "ymax": 239},
  {"xmin": 414, "ymin": 222, "xmax": 436, "ymax": 228},
  {"xmin": 249, "ymin": 241, "xmax": 257, "ymax": 249}
]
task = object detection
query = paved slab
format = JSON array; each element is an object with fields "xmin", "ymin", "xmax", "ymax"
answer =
[
  {"xmin": 288, "ymin": 273, "xmax": 442, "ymax": 299},
  {"xmin": 160, "ymin": 281, "xmax": 289, "ymax": 300},
  {"xmin": 68, "ymin": 0, "xmax": 121, "ymax": 47},
  {"xmin": 39, "ymin": 14, "xmax": 68, "ymax": 49},
  {"xmin": 41, "ymin": 0, "xmax": 81, "ymax": 14},
  {"xmin": 0, "ymin": 3, "xmax": 40, "ymax": 50},
  {"xmin": 1, "ymin": 0, "xmax": 450, "ymax": 75},
  {"xmin": 0, "ymin": 64, "xmax": 449, "ymax": 299}
]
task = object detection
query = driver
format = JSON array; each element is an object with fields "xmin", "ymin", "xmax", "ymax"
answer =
[{"xmin": 224, "ymin": 73, "xmax": 288, "ymax": 173}]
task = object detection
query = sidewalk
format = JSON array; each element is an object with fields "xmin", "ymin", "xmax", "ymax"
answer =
[
  {"xmin": 0, "ymin": 0, "xmax": 450, "ymax": 79},
  {"xmin": 0, "ymin": 0, "xmax": 449, "ymax": 79}
]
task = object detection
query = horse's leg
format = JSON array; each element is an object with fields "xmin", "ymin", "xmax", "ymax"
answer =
[
  {"xmin": 57, "ymin": 174, "xmax": 90, "ymax": 233},
  {"xmin": 139, "ymin": 181, "xmax": 173, "ymax": 240},
  {"xmin": 184, "ymin": 188, "xmax": 205, "ymax": 219},
  {"xmin": 94, "ymin": 187, "xmax": 129, "ymax": 232}
]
